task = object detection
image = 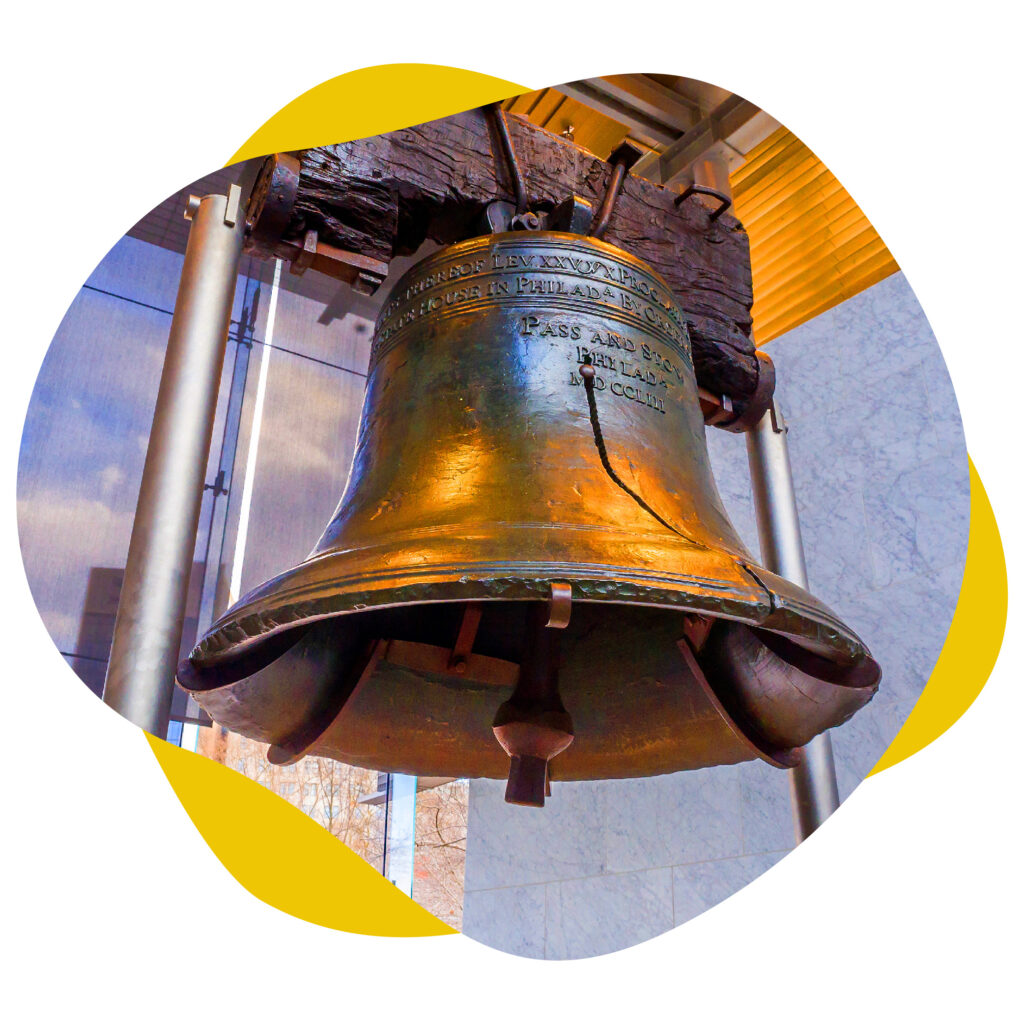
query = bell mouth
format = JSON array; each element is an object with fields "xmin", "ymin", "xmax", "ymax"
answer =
[{"xmin": 178, "ymin": 574, "xmax": 879, "ymax": 784}]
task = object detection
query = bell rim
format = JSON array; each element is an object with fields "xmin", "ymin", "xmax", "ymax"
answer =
[{"xmin": 186, "ymin": 553, "xmax": 869, "ymax": 677}]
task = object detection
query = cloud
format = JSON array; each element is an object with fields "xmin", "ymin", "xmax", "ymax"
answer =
[{"xmin": 18, "ymin": 490, "xmax": 134, "ymax": 651}]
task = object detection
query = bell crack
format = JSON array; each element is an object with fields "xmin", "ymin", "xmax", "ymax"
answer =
[
  {"xmin": 579, "ymin": 360, "xmax": 706, "ymax": 548},
  {"xmin": 741, "ymin": 564, "xmax": 804, "ymax": 640},
  {"xmin": 740, "ymin": 563, "xmax": 779, "ymax": 615}
]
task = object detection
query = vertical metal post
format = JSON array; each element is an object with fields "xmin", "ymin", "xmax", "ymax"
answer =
[
  {"xmin": 103, "ymin": 187, "xmax": 245, "ymax": 736},
  {"xmin": 746, "ymin": 401, "xmax": 841, "ymax": 840}
]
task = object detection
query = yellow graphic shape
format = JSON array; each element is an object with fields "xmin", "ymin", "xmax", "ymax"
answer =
[
  {"xmin": 870, "ymin": 458, "xmax": 1006, "ymax": 774},
  {"xmin": 229, "ymin": 63, "xmax": 527, "ymax": 164},
  {"xmin": 147, "ymin": 735, "xmax": 455, "ymax": 936},
  {"xmin": 143, "ymin": 63, "xmax": 1007, "ymax": 937}
]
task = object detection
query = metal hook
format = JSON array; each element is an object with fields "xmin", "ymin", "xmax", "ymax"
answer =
[{"xmin": 674, "ymin": 183, "xmax": 732, "ymax": 221}]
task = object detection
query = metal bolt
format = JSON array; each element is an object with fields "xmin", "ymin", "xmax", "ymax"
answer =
[{"xmin": 511, "ymin": 211, "xmax": 542, "ymax": 231}]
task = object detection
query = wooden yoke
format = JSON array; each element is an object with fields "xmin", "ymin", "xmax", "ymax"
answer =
[{"xmin": 243, "ymin": 107, "xmax": 772, "ymax": 427}]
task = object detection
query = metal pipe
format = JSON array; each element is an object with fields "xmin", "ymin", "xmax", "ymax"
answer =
[
  {"xmin": 746, "ymin": 401, "xmax": 841, "ymax": 839},
  {"xmin": 593, "ymin": 141, "xmax": 644, "ymax": 240},
  {"xmin": 103, "ymin": 188, "xmax": 245, "ymax": 736},
  {"xmin": 591, "ymin": 161, "xmax": 627, "ymax": 240},
  {"xmin": 486, "ymin": 103, "xmax": 529, "ymax": 215}
]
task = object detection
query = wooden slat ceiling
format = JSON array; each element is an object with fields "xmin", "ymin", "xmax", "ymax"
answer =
[
  {"xmin": 504, "ymin": 87, "xmax": 899, "ymax": 346},
  {"xmin": 731, "ymin": 127, "xmax": 899, "ymax": 344},
  {"xmin": 501, "ymin": 89, "xmax": 656, "ymax": 161}
]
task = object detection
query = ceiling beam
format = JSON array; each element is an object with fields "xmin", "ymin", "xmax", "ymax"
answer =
[
  {"xmin": 594, "ymin": 74, "xmax": 701, "ymax": 131},
  {"xmin": 556, "ymin": 79, "xmax": 685, "ymax": 148},
  {"xmin": 633, "ymin": 95, "xmax": 763, "ymax": 186}
]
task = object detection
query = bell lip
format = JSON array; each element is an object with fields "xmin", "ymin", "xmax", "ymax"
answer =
[
  {"xmin": 750, "ymin": 625, "xmax": 882, "ymax": 692},
  {"xmin": 176, "ymin": 623, "xmax": 311, "ymax": 693},
  {"xmin": 182, "ymin": 556, "xmax": 873, "ymax": 688}
]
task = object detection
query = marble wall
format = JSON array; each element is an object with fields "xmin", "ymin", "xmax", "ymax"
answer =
[{"xmin": 461, "ymin": 271, "xmax": 970, "ymax": 959}]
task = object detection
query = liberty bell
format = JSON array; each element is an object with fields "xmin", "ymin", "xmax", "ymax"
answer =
[{"xmin": 178, "ymin": 231, "xmax": 880, "ymax": 807}]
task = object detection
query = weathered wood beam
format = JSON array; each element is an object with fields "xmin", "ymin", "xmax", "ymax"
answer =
[{"xmin": 245, "ymin": 107, "xmax": 766, "ymax": 419}]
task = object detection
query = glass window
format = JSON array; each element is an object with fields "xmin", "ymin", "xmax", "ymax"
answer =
[{"xmin": 208, "ymin": 329, "xmax": 372, "ymax": 611}]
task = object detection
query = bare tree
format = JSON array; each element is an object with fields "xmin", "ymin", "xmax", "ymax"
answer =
[
  {"xmin": 413, "ymin": 780, "xmax": 468, "ymax": 929},
  {"xmin": 197, "ymin": 729, "xmax": 383, "ymax": 867},
  {"xmin": 196, "ymin": 727, "xmax": 468, "ymax": 927}
]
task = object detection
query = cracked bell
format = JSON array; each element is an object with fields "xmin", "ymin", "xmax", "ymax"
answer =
[{"xmin": 178, "ymin": 232, "xmax": 880, "ymax": 807}]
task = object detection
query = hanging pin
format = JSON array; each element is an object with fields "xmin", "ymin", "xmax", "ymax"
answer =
[
  {"xmin": 591, "ymin": 141, "xmax": 644, "ymax": 239},
  {"xmin": 485, "ymin": 103, "xmax": 542, "ymax": 231}
]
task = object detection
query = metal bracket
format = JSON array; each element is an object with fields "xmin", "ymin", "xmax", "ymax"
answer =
[
  {"xmin": 546, "ymin": 582, "xmax": 573, "ymax": 629},
  {"xmin": 387, "ymin": 637, "xmax": 518, "ymax": 688},
  {"xmin": 280, "ymin": 228, "xmax": 388, "ymax": 294},
  {"xmin": 509, "ymin": 210, "xmax": 543, "ymax": 232},
  {"xmin": 223, "ymin": 184, "xmax": 242, "ymax": 227},
  {"xmin": 202, "ymin": 468, "xmax": 229, "ymax": 498},
  {"xmin": 769, "ymin": 396, "xmax": 787, "ymax": 434},
  {"xmin": 698, "ymin": 388, "xmax": 735, "ymax": 427},
  {"xmin": 484, "ymin": 200, "xmax": 517, "ymax": 233},
  {"xmin": 549, "ymin": 194, "xmax": 595, "ymax": 235},
  {"xmin": 244, "ymin": 153, "xmax": 387, "ymax": 292},
  {"xmin": 448, "ymin": 604, "xmax": 483, "ymax": 674},
  {"xmin": 484, "ymin": 200, "xmax": 547, "ymax": 234}
]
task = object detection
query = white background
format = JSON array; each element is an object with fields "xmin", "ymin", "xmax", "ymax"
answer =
[{"xmin": 3, "ymin": 3, "xmax": 1021, "ymax": 1019}]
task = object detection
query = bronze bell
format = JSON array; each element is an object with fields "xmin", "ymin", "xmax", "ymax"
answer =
[{"xmin": 178, "ymin": 232, "xmax": 880, "ymax": 806}]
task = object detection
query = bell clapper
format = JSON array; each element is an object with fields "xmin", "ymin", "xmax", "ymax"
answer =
[{"xmin": 492, "ymin": 584, "xmax": 575, "ymax": 808}]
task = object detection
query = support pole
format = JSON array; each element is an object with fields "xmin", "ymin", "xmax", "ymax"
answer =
[
  {"xmin": 746, "ymin": 401, "xmax": 841, "ymax": 840},
  {"xmin": 103, "ymin": 187, "xmax": 245, "ymax": 736}
]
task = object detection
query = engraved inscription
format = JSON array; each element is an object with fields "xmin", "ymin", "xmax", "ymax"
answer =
[
  {"xmin": 376, "ymin": 240, "xmax": 693, "ymax": 358},
  {"xmin": 518, "ymin": 315, "xmax": 582, "ymax": 341},
  {"xmin": 518, "ymin": 315, "xmax": 675, "ymax": 416},
  {"xmin": 371, "ymin": 238, "xmax": 697, "ymax": 424},
  {"xmin": 567, "ymin": 371, "xmax": 666, "ymax": 414}
]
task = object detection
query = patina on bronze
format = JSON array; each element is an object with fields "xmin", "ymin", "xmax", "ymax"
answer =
[{"xmin": 177, "ymin": 232, "xmax": 880, "ymax": 806}]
